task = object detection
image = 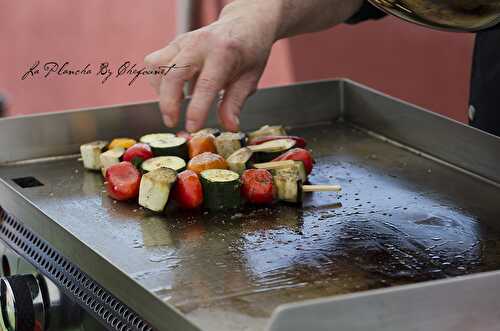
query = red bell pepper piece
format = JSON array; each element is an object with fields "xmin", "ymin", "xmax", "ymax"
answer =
[{"xmin": 273, "ymin": 148, "xmax": 314, "ymax": 175}]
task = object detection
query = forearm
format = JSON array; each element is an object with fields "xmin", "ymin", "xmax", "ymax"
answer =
[{"xmin": 220, "ymin": 0, "xmax": 364, "ymax": 41}]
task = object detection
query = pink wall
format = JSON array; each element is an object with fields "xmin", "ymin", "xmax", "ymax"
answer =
[
  {"xmin": 1, "ymin": 1, "xmax": 474, "ymax": 122},
  {"xmin": 288, "ymin": 17, "xmax": 474, "ymax": 122}
]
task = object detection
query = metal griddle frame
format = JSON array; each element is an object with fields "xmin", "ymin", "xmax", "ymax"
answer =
[{"xmin": 0, "ymin": 79, "xmax": 499, "ymax": 331}]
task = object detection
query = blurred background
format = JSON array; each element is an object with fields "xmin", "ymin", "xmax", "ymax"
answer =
[{"xmin": 0, "ymin": 0, "xmax": 474, "ymax": 122}]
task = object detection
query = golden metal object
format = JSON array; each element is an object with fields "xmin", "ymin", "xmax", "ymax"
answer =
[{"xmin": 368, "ymin": 0, "xmax": 500, "ymax": 31}]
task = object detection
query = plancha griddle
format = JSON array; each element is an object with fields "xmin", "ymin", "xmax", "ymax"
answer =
[{"xmin": 0, "ymin": 79, "xmax": 500, "ymax": 331}]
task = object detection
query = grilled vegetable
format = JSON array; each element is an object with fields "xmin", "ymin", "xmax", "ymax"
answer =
[
  {"xmin": 200, "ymin": 169, "xmax": 241, "ymax": 211},
  {"xmin": 141, "ymin": 156, "xmax": 186, "ymax": 173},
  {"xmin": 138, "ymin": 168, "xmax": 177, "ymax": 212},
  {"xmin": 100, "ymin": 147, "xmax": 125, "ymax": 176},
  {"xmin": 249, "ymin": 135, "xmax": 306, "ymax": 148},
  {"xmin": 139, "ymin": 133, "xmax": 175, "ymax": 144},
  {"xmin": 187, "ymin": 152, "xmax": 228, "ymax": 174},
  {"xmin": 80, "ymin": 140, "xmax": 108, "ymax": 171},
  {"xmin": 273, "ymin": 169, "xmax": 303, "ymax": 204},
  {"xmin": 241, "ymin": 169, "xmax": 275, "ymax": 205},
  {"xmin": 273, "ymin": 169, "xmax": 341, "ymax": 204},
  {"xmin": 143, "ymin": 135, "xmax": 188, "ymax": 160},
  {"xmin": 194, "ymin": 128, "xmax": 221, "ymax": 137},
  {"xmin": 248, "ymin": 125, "xmax": 287, "ymax": 143},
  {"xmin": 173, "ymin": 170, "xmax": 204, "ymax": 209},
  {"xmin": 123, "ymin": 143, "xmax": 153, "ymax": 167},
  {"xmin": 253, "ymin": 160, "xmax": 307, "ymax": 183},
  {"xmin": 188, "ymin": 134, "xmax": 217, "ymax": 159},
  {"xmin": 227, "ymin": 147, "xmax": 254, "ymax": 175},
  {"xmin": 272, "ymin": 148, "xmax": 314, "ymax": 175},
  {"xmin": 105, "ymin": 161, "xmax": 141, "ymax": 201},
  {"xmin": 248, "ymin": 138, "xmax": 296, "ymax": 163},
  {"xmin": 214, "ymin": 132, "xmax": 246, "ymax": 159},
  {"xmin": 108, "ymin": 138, "xmax": 137, "ymax": 150}
]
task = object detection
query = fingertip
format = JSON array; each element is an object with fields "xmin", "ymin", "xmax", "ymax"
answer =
[
  {"xmin": 228, "ymin": 114, "xmax": 240, "ymax": 132},
  {"xmin": 162, "ymin": 114, "xmax": 174, "ymax": 128},
  {"xmin": 219, "ymin": 112, "xmax": 239, "ymax": 132},
  {"xmin": 186, "ymin": 119, "xmax": 200, "ymax": 133},
  {"xmin": 144, "ymin": 50, "xmax": 162, "ymax": 65}
]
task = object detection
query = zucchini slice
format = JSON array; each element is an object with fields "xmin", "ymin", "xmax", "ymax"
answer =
[
  {"xmin": 139, "ymin": 168, "xmax": 177, "ymax": 212},
  {"xmin": 273, "ymin": 169, "xmax": 303, "ymax": 204},
  {"xmin": 141, "ymin": 134, "xmax": 188, "ymax": 160},
  {"xmin": 99, "ymin": 147, "xmax": 125, "ymax": 176},
  {"xmin": 247, "ymin": 138, "xmax": 296, "ymax": 163},
  {"xmin": 227, "ymin": 147, "xmax": 254, "ymax": 175},
  {"xmin": 194, "ymin": 128, "xmax": 221, "ymax": 137},
  {"xmin": 200, "ymin": 169, "xmax": 241, "ymax": 211},
  {"xmin": 80, "ymin": 140, "xmax": 108, "ymax": 171},
  {"xmin": 139, "ymin": 133, "xmax": 175, "ymax": 144},
  {"xmin": 253, "ymin": 160, "xmax": 307, "ymax": 182},
  {"xmin": 141, "ymin": 156, "xmax": 186, "ymax": 173},
  {"xmin": 214, "ymin": 132, "xmax": 246, "ymax": 159},
  {"xmin": 248, "ymin": 125, "xmax": 287, "ymax": 143}
]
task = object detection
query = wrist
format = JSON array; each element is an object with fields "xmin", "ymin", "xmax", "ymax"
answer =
[{"xmin": 219, "ymin": 0, "xmax": 285, "ymax": 43}]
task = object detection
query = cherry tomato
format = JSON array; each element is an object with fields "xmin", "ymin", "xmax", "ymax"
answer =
[
  {"xmin": 105, "ymin": 161, "xmax": 141, "ymax": 201},
  {"xmin": 241, "ymin": 169, "xmax": 275, "ymax": 205},
  {"xmin": 123, "ymin": 143, "xmax": 153, "ymax": 167},
  {"xmin": 173, "ymin": 170, "xmax": 204, "ymax": 209}
]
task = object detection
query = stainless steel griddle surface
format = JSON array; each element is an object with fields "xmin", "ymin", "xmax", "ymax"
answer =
[{"xmin": 2, "ymin": 121, "xmax": 500, "ymax": 331}]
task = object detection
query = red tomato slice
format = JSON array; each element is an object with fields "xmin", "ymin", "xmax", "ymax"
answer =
[
  {"xmin": 173, "ymin": 170, "xmax": 204, "ymax": 209},
  {"xmin": 123, "ymin": 143, "xmax": 153, "ymax": 167},
  {"xmin": 241, "ymin": 169, "xmax": 275, "ymax": 205},
  {"xmin": 105, "ymin": 161, "xmax": 141, "ymax": 201}
]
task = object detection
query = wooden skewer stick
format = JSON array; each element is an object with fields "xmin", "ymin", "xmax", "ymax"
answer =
[{"xmin": 302, "ymin": 184, "xmax": 342, "ymax": 193}]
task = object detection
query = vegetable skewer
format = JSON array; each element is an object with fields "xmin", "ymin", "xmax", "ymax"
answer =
[{"xmin": 81, "ymin": 124, "xmax": 343, "ymax": 212}]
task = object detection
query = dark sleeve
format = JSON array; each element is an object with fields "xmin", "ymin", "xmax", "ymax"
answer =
[{"xmin": 345, "ymin": 1, "xmax": 387, "ymax": 24}]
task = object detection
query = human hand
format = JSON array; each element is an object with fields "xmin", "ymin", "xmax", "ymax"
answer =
[{"xmin": 145, "ymin": 1, "xmax": 281, "ymax": 132}]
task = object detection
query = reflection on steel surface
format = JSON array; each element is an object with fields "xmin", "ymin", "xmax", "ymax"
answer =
[{"xmin": 369, "ymin": 0, "xmax": 500, "ymax": 31}]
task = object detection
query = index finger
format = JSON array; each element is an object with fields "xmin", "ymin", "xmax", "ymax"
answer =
[{"xmin": 185, "ymin": 52, "xmax": 238, "ymax": 132}]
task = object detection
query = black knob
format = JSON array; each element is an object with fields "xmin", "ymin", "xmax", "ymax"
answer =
[{"xmin": 0, "ymin": 275, "xmax": 45, "ymax": 331}]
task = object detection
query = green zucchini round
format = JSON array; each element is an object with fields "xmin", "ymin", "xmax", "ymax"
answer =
[
  {"xmin": 200, "ymin": 169, "xmax": 241, "ymax": 211},
  {"xmin": 141, "ymin": 156, "xmax": 186, "ymax": 173},
  {"xmin": 141, "ymin": 134, "xmax": 188, "ymax": 160},
  {"xmin": 139, "ymin": 133, "xmax": 175, "ymax": 144}
]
